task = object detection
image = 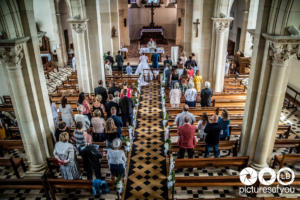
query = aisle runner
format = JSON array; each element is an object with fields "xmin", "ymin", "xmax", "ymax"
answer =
[{"xmin": 125, "ymin": 82, "xmax": 168, "ymax": 199}]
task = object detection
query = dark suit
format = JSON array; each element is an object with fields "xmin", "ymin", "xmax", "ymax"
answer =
[
  {"xmin": 151, "ymin": 53, "xmax": 160, "ymax": 69},
  {"xmin": 106, "ymin": 55, "xmax": 114, "ymax": 66},
  {"xmin": 94, "ymin": 86, "xmax": 108, "ymax": 104},
  {"xmin": 115, "ymin": 54, "xmax": 124, "ymax": 71}
]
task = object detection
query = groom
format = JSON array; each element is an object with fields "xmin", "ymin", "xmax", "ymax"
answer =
[{"xmin": 151, "ymin": 49, "xmax": 160, "ymax": 79}]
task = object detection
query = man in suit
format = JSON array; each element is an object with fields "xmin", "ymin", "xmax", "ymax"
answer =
[
  {"xmin": 115, "ymin": 51, "xmax": 124, "ymax": 72},
  {"xmin": 106, "ymin": 51, "xmax": 114, "ymax": 67},
  {"xmin": 94, "ymin": 80, "xmax": 108, "ymax": 104},
  {"xmin": 151, "ymin": 49, "xmax": 160, "ymax": 79},
  {"xmin": 163, "ymin": 55, "xmax": 172, "ymax": 67}
]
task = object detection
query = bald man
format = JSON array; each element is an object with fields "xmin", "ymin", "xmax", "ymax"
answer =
[{"xmin": 174, "ymin": 104, "xmax": 196, "ymax": 127}]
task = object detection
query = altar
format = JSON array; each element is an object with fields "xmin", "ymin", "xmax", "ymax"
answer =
[{"xmin": 139, "ymin": 47, "xmax": 164, "ymax": 62}]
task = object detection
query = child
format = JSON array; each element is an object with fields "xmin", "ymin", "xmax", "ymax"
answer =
[
  {"xmin": 107, "ymin": 138, "xmax": 127, "ymax": 180},
  {"xmin": 126, "ymin": 62, "xmax": 132, "ymax": 75}
]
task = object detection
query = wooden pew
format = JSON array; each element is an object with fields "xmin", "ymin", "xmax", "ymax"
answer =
[
  {"xmin": 47, "ymin": 178, "xmax": 119, "ymax": 200},
  {"xmin": 166, "ymin": 107, "xmax": 244, "ymax": 116},
  {"xmin": 173, "ymin": 156, "xmax": 249, "ymax": 170},
  {"xmin": 272, "ymin": 154, "xmax": 300, "ymax": 169},
  {"xmin": 0, "ymin": 178, "xmax": 50, "ymax": 200},
  {"xmin": 170, "ymin": 140, "xmax": 239, "ymax": 156},
  {"xmin": 46, "ymin": 157, "xmax": 109, "ymax": 178},
  {"xmin": 274, "ymin": 139, "xmax": 300, "ymax": 153},
  {"xmin": 0, "ymin": 157, "xmax": 26, "ymax": 178},
  {"xmin": 168, "ymin": 114, "xmax": 244, "ymax": 126},
  {"xmin": 0, "ymin": 139, "xmax": 24, "ymax": 156}
]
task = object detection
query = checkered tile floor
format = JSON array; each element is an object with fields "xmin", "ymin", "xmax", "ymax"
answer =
[{"xmin": 124, "ymin": 81, "xmax": 168, "ymax": 199}]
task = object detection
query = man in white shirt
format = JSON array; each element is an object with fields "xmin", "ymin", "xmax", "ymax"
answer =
[
  {"xmin": 185, "ymin": 82, "xmax": 198, "ymax": 107},
  {"xmin": 74, "ymin": 105, "xmax": 90, "ymax": 131}
]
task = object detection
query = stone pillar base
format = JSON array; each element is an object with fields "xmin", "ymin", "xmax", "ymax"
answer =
[{"xmin": 250, "ymin": 162, "xmax": 268, "ymax": 171}]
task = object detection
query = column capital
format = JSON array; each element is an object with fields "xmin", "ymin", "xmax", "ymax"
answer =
[
  {"xmin": 212, "ymin": 17, "xmax": 233, "ymax": 33},
  {"xmin": 0, "ymin": 37, "xmax": 29, "ymax": 70},
  {"xmin": 262, "ymin": 34, "xmax": 300, "ymax": 65},
  {"xmin": 68, "ymin": 18, "xmax": 89, "ymax": 33}
]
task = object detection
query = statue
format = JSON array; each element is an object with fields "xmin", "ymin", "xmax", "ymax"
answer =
[{"xmin": 111, "ymin": 26, "xmax": 117, "ymax": 38}]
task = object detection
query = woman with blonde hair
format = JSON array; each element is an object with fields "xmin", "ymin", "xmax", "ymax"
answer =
[
  {"xmin": 93, "ymin": 95, "xmax": 105, "ymax": 117},
  {"xmin": 91, "ymin": 109, "xmax": 106, "ymax": 142},
  {"xmin": 53, "ymin": 132, "xmax": 81, "ymax": 180},
  {"xmin": 105, "ymin": 118, "xmax": 119, "ymax": 148}
]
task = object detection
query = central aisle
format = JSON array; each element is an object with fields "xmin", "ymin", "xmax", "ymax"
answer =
[{"xmin": 125, "ymin": 81, "xmax": 168, "ymax": 199}]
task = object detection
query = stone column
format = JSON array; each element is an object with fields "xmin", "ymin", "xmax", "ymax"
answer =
[
  {"xmin": 249, "ymin": 36, "xmax": 299, "ymax": 170},
  {"xmin": 54, "ymin": 0, "xmax": 68, "ymax": 66},
  {"xmin": 183, "ymin": 0, "xmax": 193, "ymax": 55},
  {"xmin": 211, "ymin": 18, "xmax": 233, "ymax": 92},
  {"xmin": 110, "ymin": 0, "xmax": 121, "ymax": 56},
  {"xmin": 191, "ymin": 0, "xmax": 202, "ymax": 73},
  {"xmin": 238, "ymin": 11, "xmax": 249, "ymax": 53},
  {"xmin": 99, "ymin": 0, "xmax": 113, "ymax": 54},
  {"xmin": 68, "ymin": 19, "xmax": 92, "ymax": 93},
  {"xmin": 118, "ymin": 0, "xmax": 130, "ymax": 47},
  {"xmin": 0, "ymin": 38, "xmax": 47, "ymax": 173},
  {"xmin": 175, "ymin": 0, "xmax": 185, "ymax": 47}
]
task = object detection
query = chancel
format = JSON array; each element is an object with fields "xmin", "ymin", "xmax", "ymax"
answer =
[{"xmin": 0, "ymin": 0, "xmax": 299, "ymax": 199}]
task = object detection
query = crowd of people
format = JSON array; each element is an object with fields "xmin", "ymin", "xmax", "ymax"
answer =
[
  {"xmin": 164, "ymin": 52, "xmax": 213, "ymax": 108},
  {"xmin": 52, "ymin": 80, "xmax": 135, "ymax": 182},
  {"xmin": 175, "ymin": 105, "xmax": 231, "ymax": 162}
]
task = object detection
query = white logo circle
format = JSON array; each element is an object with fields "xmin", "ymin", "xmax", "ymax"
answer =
[
  {"xmin": 240, "ymin": 167, "xmax": 258, "ymax": 185},
  {"xmin": 258, "ymin": 167, "xmax": 276, "ymax": 185},
  {"xmin": 277, "ymin": 167, "xmax": 295, "ymax": 186}
]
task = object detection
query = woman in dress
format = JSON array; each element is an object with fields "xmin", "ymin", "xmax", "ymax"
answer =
[
  {"xmin": 169, "ymin": 82, "xmax": 181, "ymax": 108},
  {"xmin": 50, "ymin": 98, "xmax": 59, "ymax": 127},
  {"xmin": 107, "ymin": 138, "xmax": 127, "ymax": 180},
  {"xmin": 91, "ymin": 110, "xmax": 106, "ymax": 142},
  {"xmin": 218, "ymin": 109, "xmax": 231, "ymax": 140},
  {"xmin": 135, "ymin": 53, "xmax": 153, "ymax": 86},
  {"xmin": 78, "ymin": 92, "xmax": 91, "ymax": 121},
  {"xmin": 105, "ymin": 60, "xmax": 112, "ymax": 75},
  {"xmin": 59, "ymin": 96, "xmax": 73, "ymax": 127},
  {"xmin": 105, "ymin": 118, "xmax": 119, "ymax": 148},
  {"xmin": 180, "ymin": 69, "xmax": 189, "ymax": 92},
  {"xmin": 53, "ymin": 132, "xmax": 81, "ymax": 180},
  {"xmin": 92, "ymin": 95, "xmax": 105, "ymax": 118},
  {"xmin": 197, "ymin": 112, "xmax": 208, "ymax": 141},
  {"xmin": 120, "ymin": 82, "xmax": 131, "ymax": 98},
  {"xmin": 193, "ymin": 70, "xmax": 203, "ymax": 92},
  {"xmin": 169, "ymin": 68, "xmax": 179, "ymax": 89}
]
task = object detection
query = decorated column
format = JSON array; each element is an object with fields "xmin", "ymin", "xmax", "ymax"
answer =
[
  {"xmin": 211, "ymin": 17, "xmax": 233, "ymax": 92},
  {"xmin": 249, "ymin": 36, "xmax": 300, "ymax": 170},
  {"xmin": 68, "ymin": 18, "xmax": 92, "ymax": 93},
  {"xmin": 0, "ymin": 38, "xmax": 47, "ymax": 173}
]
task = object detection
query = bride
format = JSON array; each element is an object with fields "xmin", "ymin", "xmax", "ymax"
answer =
[{"xmin": 135, "ymin": 53, "xmax": 153, "ymax": 86}]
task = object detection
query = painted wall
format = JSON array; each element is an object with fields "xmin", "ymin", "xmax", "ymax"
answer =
[
  {"xmin": 59, "ymin": 0, "xmax": 73, "ymax": 47},
  {"xmin": 228, "ymin": 0, "xmax": 244, "ymax": 44},
  {"xmin": 33, "ymin": 0, "xmax": 58, "ymax": 53},
  {"xmin": 128, "ymin": 7, "xmax": 177, "ymax": 40}
]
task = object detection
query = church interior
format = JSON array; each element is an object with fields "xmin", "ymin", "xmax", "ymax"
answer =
[{"xmin": 0, "ymin": 0, "xmax": 300, "ymax": 199}]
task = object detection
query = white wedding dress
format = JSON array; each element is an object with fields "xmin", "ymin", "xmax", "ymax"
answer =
[{"xmin": 135, "ymin": 55, "xmax": 153, "ymax": 86}]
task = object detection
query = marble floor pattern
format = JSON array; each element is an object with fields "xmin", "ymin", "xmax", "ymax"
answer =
[{"xmin": 124, "ymin": 81, "xmax": 168, "ymax": 200}]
